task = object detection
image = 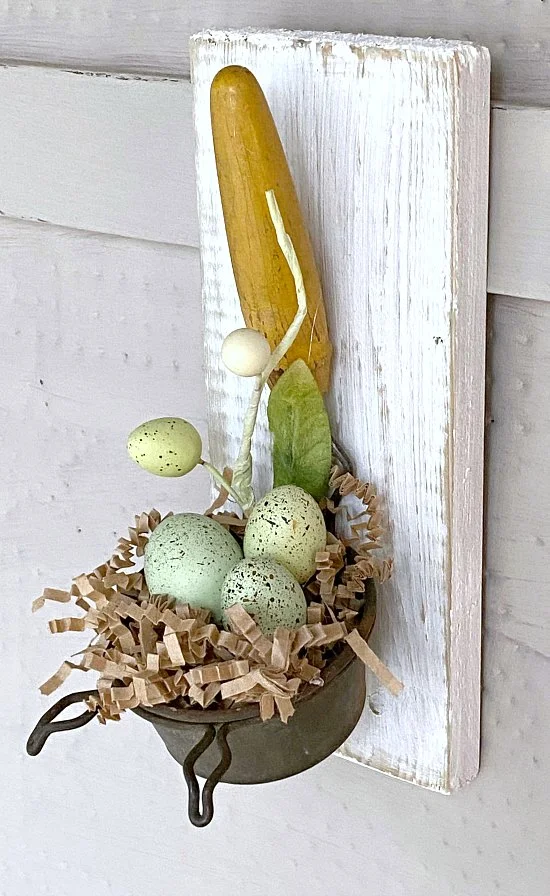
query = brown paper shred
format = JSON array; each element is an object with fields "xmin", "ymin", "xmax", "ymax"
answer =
[
  {"xmin": 207, "ymin": 511, "xmax": 248, "ymax": 531},
  {"xmin": 132, "ymin": 676, "xmax": 149, "ymax": 705},
  {"xmin": 307, "ymin": 621, "xmax": 348, "ymax": 647},
  {"xmin": 111, "ymin": 683, "xmax": 135, "ymax": 704},
  {"xmin": 39, "ymin": 660, "xmax": 83, "ymax": 695},
  {"xmin": 204, "ymin": 466, "xmax": 234, "ymax": 515},
  {"xmin": 188, "ymin": 682, "xmax": 222, "ymax": 708},
  {"xmin": 225, "ymin": 604, "xmax": 273, "ymax": 662},
  {"xmin": 259, "ymin": 693, "xmax": 275, "ymax": 721},
  {"xmin": 345, "ymin": 629, "xmax": 404, "ymax": 696},
  {"xmin": 270, "ymin": 628, "xmax": 292, "ymax": 673},
  {"xmin": 109, "ymin": 622, "xmax": 137, "ymax": 654},
  {"xmin": 48, "ymin": 616, "xmax": 87, "ymax": 634},
  {"xmin": 32, "ymin": 588, "xmax": 72, "ymax": 613},
  {"xmin": 184, "ymin": 659, "xmax": 249, "ymax": 687},
  {"xmin": 73, "ymin": 574, "xmax": 97, "ymax": 596},
  {"xmin": 163, "ymin": 630, "xmax": 185, "ymax": 666},
  {"xmin": 220, "ymin": 670, "xmax": 265, "ymax": 700},
  {"xmin": 327, "ymin": 465, "xmax": 393, "ymax": 583},
  {"xmin": 274, "ymin": 696, "xmax": 295, "ymax": 724},
  {"xmin": 146, "ymin": 653, "xmax": 160, "ymax": 674},
  {"xmin": 306, "ymin": 604, "xmax": 324, "ymax": 625},
  {"xmin": 292, "ymin": 658, "xmax": 323, "ymax": 683}
]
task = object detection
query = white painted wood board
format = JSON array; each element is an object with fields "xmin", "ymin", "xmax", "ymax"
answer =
[
  {"xmin": 2, "ymin": 214, "xmax": 549, "ymax": 894},
  {"xmin": 191, "ymin": 29, "xmax": 490, "ymax": 790},
  {"xmin": 0, "ymin": 0, "xmax": 549, "ymax": 103},
  {"xmin": 0, "ymin": 63, "xmax": 548, "ymax": 302}
]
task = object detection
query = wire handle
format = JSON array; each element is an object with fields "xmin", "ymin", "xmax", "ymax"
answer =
[
  {"xmin": 182, "ymin": 723, "xmax": 233, "ymax": 827},
  {"xmin": 26, "ymin": 690, "xmax": 99, "ymax": 756}
]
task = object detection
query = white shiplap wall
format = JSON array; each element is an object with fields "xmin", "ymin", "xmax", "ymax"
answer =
[
  {"xmin": 1, "ymin": 65, "xmax": 550, "ymax": 300},
  {"xmin": 2, "ymin": 14, "xmax": 549, "ymax": 896},
  {"xmin": 0, "ymin": 0, "xmax": 549, "ymax": 103}
]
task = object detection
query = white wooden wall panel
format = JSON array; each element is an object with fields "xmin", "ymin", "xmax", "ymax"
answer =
[
  {"xmin": 192, "ymin": 29, "xmax": 489, "ymax": 791},
  {"xmin": 0, "ymin": 65, "xmax": 197, "ymax": 246},
  {"xmin": 488, "ymin": 106, "xmax": 550, "ymax": 302},
  {"xmin": 0, "ymin": 64, "xmax": 549, "ymax": 302},
  {"xmin": 0, "ymin": 1, "xmax": 549, "ymax": 103},
  {"xmin": 0, "ymin": 219, "xmax": 209, "ymax": 565},
  {"xmin": 484, "ymin": 296, "xmax": 550, "ymax": 659}
]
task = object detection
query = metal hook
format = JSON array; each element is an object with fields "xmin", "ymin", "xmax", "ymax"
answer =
[{"xmin": 27, "ymin": 690, "xmax": 99, "ymax": 756}]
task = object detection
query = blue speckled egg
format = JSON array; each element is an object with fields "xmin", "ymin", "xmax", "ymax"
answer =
[
  {"xmin": 221, "ymin": 558, "xmax": 307, "ymax": 635},
  {"xmin": 144, "ymin": 513, "xmax": 242, "ymax": 620}
]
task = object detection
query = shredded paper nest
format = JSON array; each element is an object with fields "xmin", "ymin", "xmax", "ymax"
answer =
[{"xmin": 34, "ymin": 467, "xmax": 402, "ymax": 724}]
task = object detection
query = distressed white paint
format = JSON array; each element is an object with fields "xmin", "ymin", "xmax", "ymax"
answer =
[
  {"xmin": 0, "ymin": 63, "xmax": 546, "ymax": 301},
  {"xmin": 2, "ymin": 214, "xmax": 549, "ymax": 894},
  {"xmin": 191, "ymin": 29, "xmax": 489, "ymax": 790},
  {"xmin": 0, "ymin": 0, "xmax": 549, "ymax": 103}
]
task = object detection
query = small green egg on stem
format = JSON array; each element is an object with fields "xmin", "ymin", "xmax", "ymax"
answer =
[{"xmin": 127, "ymin": 417, "xmax": 202, "ymax": 477}]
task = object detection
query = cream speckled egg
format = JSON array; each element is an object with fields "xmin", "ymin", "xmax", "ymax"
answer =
[
  {"xmin": 243, "ymin": 485, "xmax": 326, "ymax": 583},
  {"xmin": 127, "ymin": 417, "xmax": 202, "ymax": 477},
  {"xmin": 145, "ymin": 513, "xmax": 242, "ymax": 620},
  {"xmin": 221, "ymin": 558, "xmax": 307, "ymax": 635}
]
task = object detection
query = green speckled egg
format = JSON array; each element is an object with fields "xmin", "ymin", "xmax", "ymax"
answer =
[
  {"xmin": 144, "ymin": 513, "xmax": 242, "ymax": 620},
  {"xmin": 243, "ymin": 485, "xmax": 326, "ymax": 583},
  {"xmin": 127, "ymin": 417, "xmax": 202, "ymax": 477},
  {"xmin": 221, "ymin": 558, "xmax": 307, "ymax": 635}
]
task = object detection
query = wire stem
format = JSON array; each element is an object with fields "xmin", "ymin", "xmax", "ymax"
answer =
[
  {"xmin": 230, "ymin": 189, "xmax": 309, "ymax": 512},
  {"xmin": 200, "ymin": 460, "xmax": 246, "ymax": 513}
]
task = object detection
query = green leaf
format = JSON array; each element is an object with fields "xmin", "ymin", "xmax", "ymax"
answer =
[{"xmin": 267, "ymin": 359, "xmax": 332, "ymax": 499}]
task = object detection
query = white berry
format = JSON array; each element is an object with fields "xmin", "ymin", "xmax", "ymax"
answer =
[{"xmin": 221, "ymin": 328, "xmax": 271, "ymax": 377}]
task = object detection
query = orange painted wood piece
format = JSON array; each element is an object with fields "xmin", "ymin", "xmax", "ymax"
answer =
[{"xmin": 210, "ymin": 65, "xmax": 332, "ymax": 392}]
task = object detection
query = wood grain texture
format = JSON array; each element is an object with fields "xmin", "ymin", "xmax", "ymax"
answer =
[
  {"xmin": 192, "ymin": 29, "xmax": 490, "ymax": 790},
  {"xmin": 0, "ymin": 0, "xmax": 549, "ymax": 103},
  {"xmin": 0, "ymin": 63, "xmax": 547, "ymax": 302}
]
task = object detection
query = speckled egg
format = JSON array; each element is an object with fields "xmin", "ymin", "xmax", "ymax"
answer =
[
  {"xmin": 221, "ymin": 558, "xmax": 307, "ymax": 635},
  {"xmin": 127, "ymin": 417, "xmax": 202, "ymax": 477},
  {"xmin": 243, "ymin": 485, "xmax": 326, "ymax": 583},
  {"xmin": 144, "ymin": 513, "xmax": 242, "ymax": 620}
]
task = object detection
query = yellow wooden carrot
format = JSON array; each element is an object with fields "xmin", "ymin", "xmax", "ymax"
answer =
[{"xmin": 210, "ymin": 65, "xmax": 332, "ymax": 393}]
